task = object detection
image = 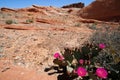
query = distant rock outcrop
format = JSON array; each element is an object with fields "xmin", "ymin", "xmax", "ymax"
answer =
[
  {"xmin": 1, "ymin": 7, "xmax": 16, "ymax": 12},
  {"xmin": 62, "ymin": 2, "xmax": 84, "ymax": 8},
  {"xmin": 79, "ymin": 0, "xmax": 120, "ymax": 22}
]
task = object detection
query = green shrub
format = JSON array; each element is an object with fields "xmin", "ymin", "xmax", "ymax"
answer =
[
  {"xmin": 26, "ymin": 19, "xmax": 33, "ymax": 24},
  {"xmin": 45, "ymin": 42, "xmax": 120, "ymax": 80},
  {"xmin": 90, "ymin": 25, "xmax": 120, "ymax": 65},
  {"xmin": 27, "ymin": 13, "xmax": 33, "ymax": 16},
  {"xmin": 88, "ymin": 23, "xmax": 97, "ymax": 30},
  {"xmin": 90, "ymin": 29, "xmax": 120, "ymax": 52},
  {"xmin": 5, "ymin": 20, "xmax": 13, "ymax": 24}
]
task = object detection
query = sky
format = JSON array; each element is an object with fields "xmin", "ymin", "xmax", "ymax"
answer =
[{"xmin": 0, "ymin": 0, "xmax": 95, "ymax": 8}]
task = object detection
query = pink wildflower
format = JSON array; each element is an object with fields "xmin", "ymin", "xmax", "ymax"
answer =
[
  {"xmin": 53, "ymin": 52, "xmax": 64, "ymax": 60},
  {"xmin": 54, "ymin": 52, "xmax": 60, "ymax": 58},
  {"xmin": 79, "ymin": 59, "xmax": 84, "ymax": 65},
  {"xmin": 99, "ymin": 43, "xmax": 106, "ymax": 49},
  {"xmin": 77, "ymin": 67, "xmax": 87, "ymax": 77},
  {"xmin": 96, "ymin": 68, "xmax": 108, "ymax": 79}
]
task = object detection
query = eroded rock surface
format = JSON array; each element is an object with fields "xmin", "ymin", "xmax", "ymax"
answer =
[{"xmin": 79, "ymin": 0, "xmax": 120, "ymax": 22}]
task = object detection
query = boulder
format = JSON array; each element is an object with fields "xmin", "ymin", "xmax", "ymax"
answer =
[{"xmin": 79, "ymin": 0, "xmax": 120, "ymax": 22}]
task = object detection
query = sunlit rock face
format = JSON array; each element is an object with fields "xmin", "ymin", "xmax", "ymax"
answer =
[{"xmin": 79, "ymin": 0, "xmax": 120, "ymax": 22}]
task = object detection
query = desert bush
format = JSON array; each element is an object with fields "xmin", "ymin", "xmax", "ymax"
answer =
[
  {"xmin": 88, "ymin": 23, "xmax": 97, "ymax": 30},
  {"xmin": 45, "ymin": 43, "xmax": 120, "ymax": 80},
  {"xmin": 90, "ymin": 27, "xmax": 120, "ymax": 54},
  {"xmin": 26, "ymin": 19, "xmax": 33, "ymax": 24},
  {"xmin": 27, "ymin": 13, "xmax": 33, "ymax": 16},
  {"xmin": 5, "ymin": 20, "xmax": 13, "ymax": 24},
  {"xmin": 88, "ymin": 26, "xmax": 120, "ymax": 79}
]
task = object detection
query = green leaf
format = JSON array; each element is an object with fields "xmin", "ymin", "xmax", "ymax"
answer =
[
  {"xmin": 63, "ymin": 52, "xmax": 73, "ymax": 63},
  {"xmin": 81, "ymin": 46, "xmax": 90, "ymax": 54},
  {"xmin": 53, "ymin": 59, "xmax": 67, "ymax": 66},
  {"xmin": 73, "ymin": 51, "xmax": 81, "ymax": 61},
  {"xmin": 91, "ymin": 48, "xmax": 99, "ymax": 57}
]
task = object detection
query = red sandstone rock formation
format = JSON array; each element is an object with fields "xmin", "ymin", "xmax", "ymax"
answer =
[
  {"xmin": 1, "ymin": 7, "xmax": 16, "ymax": 12},
  {"xmin": 79, "ymin": 0, "xmax": 120, "ymax": 22},
  {"xmin": 36, "ymin": 18, "xmax": 65, "ymax": 25},
  {"xmin": 62, "ymin": 2, "xmax": 84, "ymax": 8}
]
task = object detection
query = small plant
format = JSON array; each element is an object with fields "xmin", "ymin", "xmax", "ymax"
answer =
[
  {"xmin": 5, "ymin": 20, "xmax": 13, "ymax": 24},
  {"xmin": 88, "ymin": 23, "xmax": 97, "ymax": 30},
  {"xmin": 27, "ymin": 13, "xmax": 33, "ymax": 16},
  {"xmin": 26, "ymin": 19, "xmax": 33, "ymax": 24}
]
